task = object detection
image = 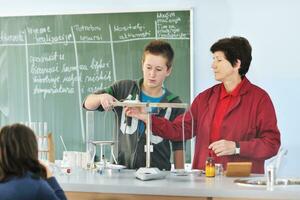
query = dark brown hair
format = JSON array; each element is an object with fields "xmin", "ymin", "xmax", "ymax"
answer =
[
  {"xmin": 141, "ymin": 40, "xmax": 174, "ymax": 69},
  {"xmin": 210, "ymin": 36, "xmax": 252, "ymax": 77},
  {"xmin": 0, "ymin": 123, "xmax": 47, "ymax": 182}
]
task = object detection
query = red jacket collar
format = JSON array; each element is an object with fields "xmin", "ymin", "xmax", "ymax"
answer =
[
  {"xmin": 220, "ymin": 77, "xmax": 247, "ymax": 99},
  {"xmin": 212, "ymin": 76, "xmax": 251, "ymax": 97}
]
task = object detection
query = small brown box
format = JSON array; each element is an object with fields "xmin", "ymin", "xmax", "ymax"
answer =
[{"xmin": 225, "ymin": 162, "xmax": 252, "ymax": 177}]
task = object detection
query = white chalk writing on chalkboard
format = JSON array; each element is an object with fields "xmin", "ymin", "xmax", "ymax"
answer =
[
  {"xmin": 0, "ymin": 31, "xmax": 24, "ymax": 42},
  {"xmin": 0, "ymin": 12, "xmax": 189, "ymax": 99},
  {"xmin": 33, "ymin": 85, "xmax": 75, "ymax": 98},
  {"xmin": 29, "ymin": 54, "xmax": 112, "ymax": 98}
]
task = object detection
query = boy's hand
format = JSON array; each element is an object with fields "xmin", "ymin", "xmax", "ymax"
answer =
[{"xmin": 100, "ymin": 93, "xmax": 117, "ymax": 111}]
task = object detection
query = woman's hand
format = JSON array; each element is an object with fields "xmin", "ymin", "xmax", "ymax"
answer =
[
  {"xmin": 208, "ymin": 139, "xmax": 236, "ymax": 156},
  {"xmin": 124, "ymin": 107, "xmax": 147, "ymax": 123}
]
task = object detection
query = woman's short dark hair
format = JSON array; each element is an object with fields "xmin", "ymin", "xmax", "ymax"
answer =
[
  {"xmin": 210, "ymin": 36, "xmax": 252, "ymax": 77},
  {"xmin": 0, "ymin": 123, "xmax": 47, "ymax": 182},
  {"xmin": 142, "ymin": 40, "xmax": 174, "ymax": 69}
]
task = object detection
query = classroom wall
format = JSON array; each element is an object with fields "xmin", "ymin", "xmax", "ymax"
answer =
[{"xmin": 1, "ymin": 0, "xmax": 299, "ymax": 176}]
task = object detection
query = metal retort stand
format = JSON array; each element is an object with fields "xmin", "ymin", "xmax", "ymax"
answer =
[
  {"xmin": 90, "ymin": 140, "xmax": 117, "ymax": 164},
  {"xmin": 113, "ymin": 101, "xmax": 188, "ymax": 181}
]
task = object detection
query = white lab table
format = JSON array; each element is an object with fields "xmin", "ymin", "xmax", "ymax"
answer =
[{"xmin": 56, "ymin": 169, "xmax": 300, "ymax": 200}]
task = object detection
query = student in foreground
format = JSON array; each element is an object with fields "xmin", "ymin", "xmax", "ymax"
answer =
[
  {"xmin": 83, "ymin": 40, "xmax": 185, "ymax": 170},
  {"xmin": 0, "ymin": 123, "xmax": 67, "ymax": 200},
  {"xmin": 125, "ymin": 36, "xmax": 281, "ymax": 174}
]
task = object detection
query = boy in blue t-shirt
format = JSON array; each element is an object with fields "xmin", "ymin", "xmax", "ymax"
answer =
[{"xmin": 83, "ymin": 40, "xmax": 185, "ymax": 170}]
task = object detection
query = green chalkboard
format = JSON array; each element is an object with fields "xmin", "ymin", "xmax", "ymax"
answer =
[{"xmin": 0, "ymin": 10, "xmax": 191, "ymax": 161}]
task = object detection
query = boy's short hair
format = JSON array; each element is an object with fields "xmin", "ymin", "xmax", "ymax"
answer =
[
  {"xmin": 142, "ymin": 40, "xmax": 174, "ymax": 69},
  {"xmin": 210, "ymin": 36, "xmax": 252, "ymax": 76}
]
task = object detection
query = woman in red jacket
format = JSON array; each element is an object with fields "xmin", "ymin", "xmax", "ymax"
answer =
[{"xmin": 125, "ymin": 36, "xmax": 281, "ymax": 174}]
